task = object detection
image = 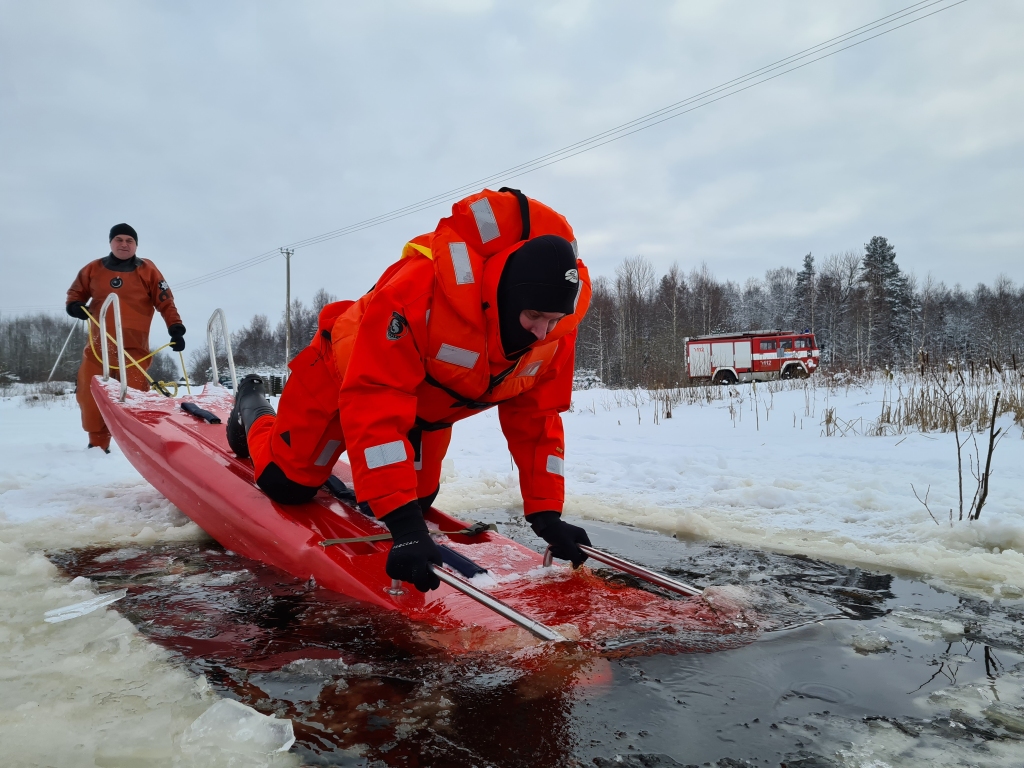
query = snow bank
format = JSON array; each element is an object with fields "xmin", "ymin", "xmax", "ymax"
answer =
[{"xmin": 436, "ymin": 379, "xmax": 1024, "ymax": 595}]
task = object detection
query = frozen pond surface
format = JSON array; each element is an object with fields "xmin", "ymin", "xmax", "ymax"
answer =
[{"xmin": 46, "ymin": 513, "xmax": 1024, "ymax": 767}]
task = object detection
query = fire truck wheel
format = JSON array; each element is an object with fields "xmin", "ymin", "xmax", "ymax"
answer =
[
  {"xmin": 781, "ymin": 364, "xmax": 806, "ymax": 380},
  {"xmin": 713, "ymin": 370, "xmax": 737, "ymax": 385}
]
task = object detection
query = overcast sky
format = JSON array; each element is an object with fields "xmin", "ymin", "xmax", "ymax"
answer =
[{"xmin": 1, "ymin": 0, "xmax": 1021, "ymax": 348}]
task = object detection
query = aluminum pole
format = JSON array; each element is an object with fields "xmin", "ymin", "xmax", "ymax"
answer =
[
  {"xmin": 389, "ymin": 570, "xmax": 567, "ymax": 643},
  {"xmin": 47, "ymin": 322, "xmax": 80, "ymax": 382},
  {"xmin": 544, "ymin": 545, "xmax": 703, "ymax": 597}
]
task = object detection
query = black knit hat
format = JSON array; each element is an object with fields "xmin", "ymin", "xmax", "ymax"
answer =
[
  {"xmin": 109, "ymin": 223, "xmax": 138, "ymax": 243},
  {"xmin": 497, "ymin": 235, "xmax": 580, "ymax": 357}
]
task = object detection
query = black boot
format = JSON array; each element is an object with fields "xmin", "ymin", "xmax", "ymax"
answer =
[{"xmin": 226, "ymin": 374, "xmax": 276, "ymax": 458}]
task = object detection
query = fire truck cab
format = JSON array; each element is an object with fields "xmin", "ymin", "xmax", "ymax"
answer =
[{"xmin": 685, "ymin": 330, "xmax": 819, "ymax": 385}]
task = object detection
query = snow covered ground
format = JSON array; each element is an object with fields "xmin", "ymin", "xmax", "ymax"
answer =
[{"xmin": 438, "ymin": 375, "xmax": 1024, "ymax": 597}]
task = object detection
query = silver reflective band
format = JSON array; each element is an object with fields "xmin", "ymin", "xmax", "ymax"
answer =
[
  {"xmin": 570, "ymin": 239, "xmax": 578, "ymax": 259},
  {"xmin": 448, "ymin": 242, "xmax": 475, "ymax": 285},
  {"xmin": 364, "ymin": 440, "xmax": 407, "ymax": 469},
  {"xmin": 314, "ymin": 439, "xmax": 342, "ymax": 467},
  {"xmin": 469, "ymin": 198, "xmax": 500, "ymax": 244},
  {"xmin": 436, "ymin": 343, "xmax": 480, "ymax": 369},
  {"xmin": 546, "ymin": 455, "xmax": 564, "ymax": 476},
  {"xmin": 425, "ymin": 309, "xmax": 431, "ymax": 325},
  {"xmin": 517, "ymin": 361, "xmax": 541, "ymax": 377},
  {"xmin": 572, "ymin": 279, "xmax": 582, "ymax": 311}
]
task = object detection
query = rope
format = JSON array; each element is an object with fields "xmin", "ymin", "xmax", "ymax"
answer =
[
  {"xmin": 88, "ymin": 330, "xmax": 170, "ymax": 369},
  {"xmin": 81, "ymin": 308, "xmax": 173, "ymax": 397},
  {"xmin": 179, "ymin": 351, "xmax": 192, "ymax": 394},
  {"xmin": 320, "ymin": 521, "xmax": 496, "ymax": 547}
]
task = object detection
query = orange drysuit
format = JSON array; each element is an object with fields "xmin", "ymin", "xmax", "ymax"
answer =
[
  {"xmin": 67, "ymin": 255, "xmax": 183, "ymax": 450},
  {"xmin": 247, "ymin": 188, "xmax": 591, "ymax": 518}
]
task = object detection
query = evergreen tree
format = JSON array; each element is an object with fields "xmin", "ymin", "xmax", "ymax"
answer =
[
  {"xmin": 859, "ymin": 236, "xmax": 912, "ymax": 364},
  {"xmin": 794, "ymin": 253, "xmax": 817, "ymax": 333}
]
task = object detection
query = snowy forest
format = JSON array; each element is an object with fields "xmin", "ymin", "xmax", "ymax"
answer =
[{"xmin": 2, "ymin": 236, "xmax": 1023, "ymax": 386}]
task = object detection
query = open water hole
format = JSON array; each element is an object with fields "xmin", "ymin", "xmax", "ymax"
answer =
[{"xmin": 48, "ymin": 512, "xmax": 1024, "ymax": 767}]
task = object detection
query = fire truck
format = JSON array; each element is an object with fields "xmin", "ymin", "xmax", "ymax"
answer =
[{"xmin": 685, "ymin": 329, "xmax": 820, "ymax": 384}]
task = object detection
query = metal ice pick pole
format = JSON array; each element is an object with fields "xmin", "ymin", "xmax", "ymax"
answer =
[
  {"xmin": 544, "ymin": 545, "xmax": 703, "ymax": 598},
  {"xmin": 389, "ymin": 568, "xmax": 567, "ymax": 643}
]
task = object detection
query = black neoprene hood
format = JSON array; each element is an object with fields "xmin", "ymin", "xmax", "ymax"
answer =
[{"xmin": 496, "ymin": 235, "xmax": 579, "ymax": 357}]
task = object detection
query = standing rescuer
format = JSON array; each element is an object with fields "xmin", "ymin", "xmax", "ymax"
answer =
[
  {"xmin": 226, "ymin": 188, "xmax": 593, "ymax": 591},
  {"xmin": 66, "ymin": 223, "xmax": 185, "ymax": 452}
]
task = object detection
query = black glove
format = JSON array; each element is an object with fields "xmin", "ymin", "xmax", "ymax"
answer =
[
  {"xmin": 66, "ymin": 301, "xmax": 88, "ymax": 320},
  {"xmin": 528, "ymin": 511, "xmax": 591, "ymax": 568},
  {"xmin": 168, "ymin": 323, "xmax": 186, "ymax": 352},
  {"xmin": 382, "ymin": 502, "xmax": 442, "ymax": 592}
]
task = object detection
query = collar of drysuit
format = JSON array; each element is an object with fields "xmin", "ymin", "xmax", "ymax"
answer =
[{"xmin": 102, "ymin": 254, "xmax": 143, "ymax": 272}]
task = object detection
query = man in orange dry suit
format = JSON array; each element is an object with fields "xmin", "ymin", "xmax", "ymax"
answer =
[
  {"xmin": 225, "ymin": 188, "xmax": 593, "ymax": 592},
  {"xmin": 66, "ymin": 223, "xmax": 186, "ymax": 452}
]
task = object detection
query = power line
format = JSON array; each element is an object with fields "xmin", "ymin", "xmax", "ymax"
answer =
[{"xmin": 167, "ymin": 0, "xmax": 970, "ymax": 292}]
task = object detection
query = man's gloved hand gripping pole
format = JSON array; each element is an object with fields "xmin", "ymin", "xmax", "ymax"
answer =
[
  {"xmin": 527, "ymin": 511, "xmax": 591, "ymax": 567},
  {"xmin": 381, "ymin": 501, "xmax": 443, "ymax": 592}
]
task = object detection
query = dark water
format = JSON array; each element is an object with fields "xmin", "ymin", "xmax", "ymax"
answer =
[{"xmin": 47, "ymin": 513, "xmax": 1024, "ymax": 767}]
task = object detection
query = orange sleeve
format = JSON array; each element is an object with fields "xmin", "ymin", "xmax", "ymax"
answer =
[
  {"xmin": 497, "ymin": 331, "xmax": 576, "ymax": 515},
  {"xmin": 338, "ymin": 282, "xmax": 428, "ymax": 517},
  {"xmin": 66, "ymin": 262, "xmax": 95, "ymax": 306},
  {"xmin": 143, "ymin": 263, "xmax": 183, "ymax": 328}
]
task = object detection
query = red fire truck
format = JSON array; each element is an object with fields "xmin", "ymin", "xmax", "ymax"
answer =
[{"xmin": 685, "ymin": 329, "xmax": 820, "ymax": 384}]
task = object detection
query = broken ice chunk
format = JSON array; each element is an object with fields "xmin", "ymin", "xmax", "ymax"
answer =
[
  {"xmin": 984, "ymin": 703, "xmax": 1024, "ymax": 735},
  {"xmin": 850, "ymin": 631, "xmax": 891, "ymax": 653},
  {"xmin": 44, "ymin": 588, "xmax": 128, "ymax": 623},
  {"xmin": 181, "ymin": 699, "xmax": 295, "ymax": 754}
]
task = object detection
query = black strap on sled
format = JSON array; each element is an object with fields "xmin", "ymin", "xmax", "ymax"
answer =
[{"xmin": 180, "ymin": 402, "xmax": 222, "ymax": 424}]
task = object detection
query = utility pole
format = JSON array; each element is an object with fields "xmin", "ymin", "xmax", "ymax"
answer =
[{"xmin": 281, "ymin": 248, "xmax": 294, "ymax": 382}]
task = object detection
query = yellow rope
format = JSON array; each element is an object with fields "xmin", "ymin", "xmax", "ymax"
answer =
[
  {"xmin": 88, "ymin": 330, "xmax": 169, "ymax": 369},
  {"xmin": 81, "ymin": 307, "xmax": 172, "ymax": 397},
  {"xmin": 179, "ymin": 351, "xmax": 192, "ymax": 394}
]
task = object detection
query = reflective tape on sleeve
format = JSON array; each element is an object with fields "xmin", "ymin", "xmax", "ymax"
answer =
[
  {"xmin": 469, "ymin": 197, "xmax": 500, "ymax": 244},
  {"xmin": 364, "ymin": 440, "xmax": 407, "ymax": 469},
  {"xmin": 314, "ymin": 439, "xmax": 342, "ymax": 467},
  {"xmin": 448, "ymin": 242, "xmax": 475, "ymax": 285},
  {"xmin": 546, "ymin": 455, "xmax": 564, "ymax": 476},
  {"xmin": 436, "ymin": 343, "xmax": 480, "ymax": 369},
  {"xmin": 570, "ymin": 239, "xmax": 578, "ymax": 258}
]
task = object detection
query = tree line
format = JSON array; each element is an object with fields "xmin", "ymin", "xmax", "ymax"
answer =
[
  {"xmin": 578, "ymin": 236, "xmax": 1024, "ymax": 387},
  {"xmin": 3, "ymin": 238, "xmax": 1022, "ymax": 387}
]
